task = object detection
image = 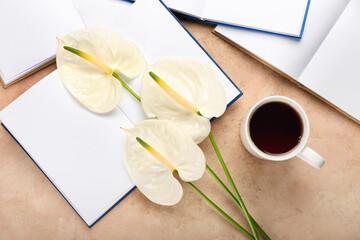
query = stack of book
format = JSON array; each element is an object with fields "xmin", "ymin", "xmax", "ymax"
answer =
[
  {"xmin": 211, "ymin": 0, "xmax": 359, "ymax": 124},
  {"xmin": 144, "ymin": 0, "xmax": 359, "ymax": 124},
  {"xmin": 1, "ymin": 0, "xmax": 359, "ymax": 228}
]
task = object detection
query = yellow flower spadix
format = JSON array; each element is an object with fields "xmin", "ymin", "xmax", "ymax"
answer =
[
  {"xmin": 136, "ymin": 136, "xmax": 176, "ymax": 172},
  {"xmin": 141, "ymin": 59, "xmax": 227, "ymax": 143},
  {"xmin": 149, "ymin": 72, "xmax": 201, "ymax": 116},
  {"xmin": 56, "ymin": 28, "xmax": 144, "ymax": 113},
  {"xmin": 63, "ymin": 46, "xmax": 113, "ymax": 75}
]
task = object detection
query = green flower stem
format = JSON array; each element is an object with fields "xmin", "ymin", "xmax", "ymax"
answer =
[
  {"xmin": 112, "ymin": 72, "xmax": 141, "ymax": 102},
  {"xmin": 111, "ymin": 72, "xmax": 263, "ymax": 238},
  {"xmin": 206, "ymin": 165, "xmax": 271, "ymax": 240},
  {"xmin": 209, "ymin": 131, "xmax": 259, "ymax": 240},
  {"xmin": 186, "ymin": 182, "xmax": 255, "ymax": 240}
]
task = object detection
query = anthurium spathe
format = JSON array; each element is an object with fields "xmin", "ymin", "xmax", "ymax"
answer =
[
  {"xmin": 123, "ymin": 119, "xmax": 206, "ymax": 206},
  {"xmin": 56, "ymin": 28, "xmax": 144, "ymax": 113},
  {"xmin": 141, "ymin": 59, "xmax": 227, "ymax": 143}
]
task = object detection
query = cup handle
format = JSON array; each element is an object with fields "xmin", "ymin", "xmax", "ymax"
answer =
[{"xmin": 296, "ymin": 146, "xmax": 325, "ymax": 169}]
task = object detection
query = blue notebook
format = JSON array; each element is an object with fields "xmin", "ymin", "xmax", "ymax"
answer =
[
  {"xmin": 121, "ymin": 0, "xmax": 311, "ymax": 39},
  {"xmin": 0, "ymin": 0, "xmax": 242, "ymax": 227}
]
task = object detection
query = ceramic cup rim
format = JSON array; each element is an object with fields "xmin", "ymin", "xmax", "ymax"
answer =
[{"xmin": 243, "ymin": 96, "xmax": 310, "ymax": 161}]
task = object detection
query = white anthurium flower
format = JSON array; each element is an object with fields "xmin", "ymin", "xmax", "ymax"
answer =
[
  {"xmin": 56, "ymin": 28, "xmax": 144, "ymax": 113},
  {"xmin": 141, "ymin": 59, "xmax": 227, "ymax": 144},
  {"xmin": 124, "ymin": 119, "xmax": 206, "ymax": 206}
]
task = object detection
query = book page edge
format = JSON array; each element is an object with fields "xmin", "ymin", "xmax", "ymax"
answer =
[
  {"xmin": 212, "ymin": 28, "xmax": 360, "ymax": 125},
  {"xmin": 0, "ymin": 59, "xmax": 56, "ymax": 89}
]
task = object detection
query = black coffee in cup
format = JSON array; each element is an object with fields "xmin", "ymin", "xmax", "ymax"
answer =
[{"xmin": 249, "ymin": 102, "xmax": 303, "ymax": 154}]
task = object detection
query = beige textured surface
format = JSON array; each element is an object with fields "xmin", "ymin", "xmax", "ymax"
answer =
[{"xmin": 1, "ymin": 19, "xmax": 360, "ymax": 240}]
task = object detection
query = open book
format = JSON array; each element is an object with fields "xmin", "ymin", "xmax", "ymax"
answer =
[
  {"xmin": 0, "ymin": 0, "xmax": 242, "ymax": 227},
  {"xmin": 0, "ymin": 0, "xmax": 133, "ymax": 88},
  {"xmin": 125, "ymin": 0, "xmax": 310, "ymax": 38},
  {"xmin": 0, "ymin": 0, "xmax": 309, "ymax": 87},
  {"xmin": 0, "ymin": 0, "xmax": 84, "ymax": 87},
  {"xmin": 214, "ymin": 0, "xmax": 360, "ymax": 124}
]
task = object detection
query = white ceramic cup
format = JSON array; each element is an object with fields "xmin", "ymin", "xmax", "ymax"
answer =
[{"xmin": 240, "ymin": 96, "xmax": 325, "ymax": 169}]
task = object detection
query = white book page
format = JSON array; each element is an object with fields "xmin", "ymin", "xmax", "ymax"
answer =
[
  {"xmin": 0, "ymin": 0, "xmax": 84, "ymax": 85},
  {"xmin": 0, "ymin": 71, "xmax": 135, "ymax": 226},
  {"xmin": 108, "ymin": 0, "xmax": 241, "ymax": 124},
  {"xmin": 72, "ymin": 0, "xmax": 132, "ymax": 27},
  {"xmin": 162, "ymin": 0, "xmax": 207, "ymax": 18},
  {"xmin": 299, "ymin": 0, "xmax": 360, "ymax": 121},
  {"xmin": 214, "ymin": 0, "xmax": 350, "ymax": 80},
  {"xmin": 204, "ymin": 0, "xmax": 309, "ymax": 37}
]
